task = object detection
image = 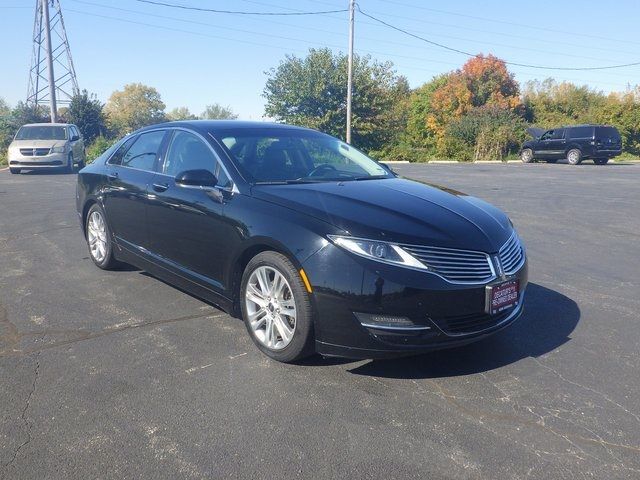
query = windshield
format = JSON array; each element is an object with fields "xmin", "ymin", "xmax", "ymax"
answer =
[
  {"xmin": 15, "ymin": 126, "xmax": 67, "ymax": 141},
  {"xmin": 213, "ymin": 128, "xmax": 391, "ymax": 184}
]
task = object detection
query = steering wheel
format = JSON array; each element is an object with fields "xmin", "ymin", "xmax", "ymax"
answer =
[{"xmin": 307, "ymin": 163, "xmax": 338, "ymax": 177}]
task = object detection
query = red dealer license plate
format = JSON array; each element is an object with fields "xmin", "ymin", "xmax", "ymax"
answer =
[{"xmin": 487, "ymin": 280, "xmax": 519, "ymax": 315}]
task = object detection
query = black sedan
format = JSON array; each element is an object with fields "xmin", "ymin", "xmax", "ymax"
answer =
[{"xmin": 76, "ymin": 121, "xmax": 527, "ymax": 362}]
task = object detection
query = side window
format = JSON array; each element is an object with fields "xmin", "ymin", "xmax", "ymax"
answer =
[
  {"xmin": 163, "ymin": 131, "xmax": 218, "ymax": 177},
  {"xmin": 568, "ymin": 126, "xmax": 592, "ymax": 138},
  {"xmin": 71, "ymin": 126, "xmax": 79, "ymax": 139},
  {"xmin": 108, "ymin": 136, "xmax": 137, "ymax": 165},
  {"xmin": 121, "ymin": 130, "xmax": 166, "ymax": 171},
  {"xmin": 540, "ymin": 130, "xmax": 553, "ymax": 141},
  {"xmin": 551, "ymin": 129, "xmax": 565, "ymax": 140}
]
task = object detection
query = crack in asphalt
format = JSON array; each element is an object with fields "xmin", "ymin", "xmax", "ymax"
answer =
[
  {"xmin": 0, "ymin": 310, "xmax": 222, "ymax": 356},
  {"xmin": 2, "ymin": 351, "xmax": 40, "ymax": 471}
]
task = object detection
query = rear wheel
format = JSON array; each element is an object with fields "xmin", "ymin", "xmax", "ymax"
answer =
[
  {"xmin": 520, "ymin": 148, "xmax": 534, "ymax": 163},
  {"xmin": 9, "ymin": 168, "xmax": 21, "ymax": 174},
  {"xmin": 240, "ymin": 251, "xmax": 315, "ymax": 362},
  {"xmin": 567, "ymin": 149, "xmax": 582, "ymax": 165},
  {"xmin": 594, "ymin": 158, "xmax": 609, "ymax": 165},
  {"xmin": 85, "ymin": 203, "xmax": 118, "ymax": 270}
]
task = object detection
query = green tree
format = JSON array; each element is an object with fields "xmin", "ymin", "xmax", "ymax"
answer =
[
  {"xmin": 167, "ymin": 106, "xmax": 198, "ymax": 121},
  {"xmin": 200, "ymin": 103, "xmax": 238, "ymax": 120},
  {"xmin": 104, "ymin": 83, "xmax": 166, "ymax": 134},
  {"xmin": 67, "ymin": 89, "xmax": 106, "ymax": 143},
  {"xmin": 263, "ymin": 48, "xmax": 410, "ymax": 152}
]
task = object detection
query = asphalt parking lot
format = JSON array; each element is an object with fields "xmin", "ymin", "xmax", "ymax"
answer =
[{"xmin": 1, "ymin": 162, "xmax": 639, "ymax": 479}]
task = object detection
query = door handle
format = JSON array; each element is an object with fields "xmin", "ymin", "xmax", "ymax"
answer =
[
  {"xmin": 152, "ymin": 182, "xmax": 169, "ymax": 192},
  {"xmin": 107, "ymin": 171, "xmax": 118, "ymax": 180}
]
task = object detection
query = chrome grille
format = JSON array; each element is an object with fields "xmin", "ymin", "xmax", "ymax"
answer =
[
  {"xmin": 20, "ymin": 148, "xmax": 50, "ymax": 156},
  {"xmin": 498, "ymin": 233, "xmax": 525, "ymax": 274},
  {"xmin": 401, "ymin": 244, "xmax": 494, "ymax": 284}
]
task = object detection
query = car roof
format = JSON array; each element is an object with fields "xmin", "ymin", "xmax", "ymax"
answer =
[
  {"xmin": 21, "ymin": 123, "xmax": 71, "ymax": 127},
  {"xmin": 137, "ymin": 120, "xmax": 318, "ymax": 135}
]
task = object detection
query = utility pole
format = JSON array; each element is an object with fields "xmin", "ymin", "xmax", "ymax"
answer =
[
  {"xmin": 346, "ymin": 0, "xmax": 355, "ymax": 144},
  {"xmin": 42, "ymin": 0, "xmax": 57, "ymax": 123},
  {"xmin": 27, "ymin": 0, "xmax": 79, "ymax": 124}
]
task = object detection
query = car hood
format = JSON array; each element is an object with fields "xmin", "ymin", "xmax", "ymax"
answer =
[
  {"xmin": 10, "ymin": 139, "xmax": 66, "ymax": 149},
  {"xmin": 252, "ymin": 178, "xmax": 513, "ymax": 253}
]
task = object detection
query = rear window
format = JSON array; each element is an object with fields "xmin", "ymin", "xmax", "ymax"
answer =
[
  {"xmin": 15, "ymin": 126, "xmax": 67, "ymax": 141},
  {"xmin": 568, "ymin": 126, "xmax": 593, "ymax": 139},
  {"xmin": 596, "ymin": 126, "xmax": 620, "ymax": 139}
]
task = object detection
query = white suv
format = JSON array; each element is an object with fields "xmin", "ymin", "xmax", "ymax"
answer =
[{"xmin": 7, "ymin": 123, "xmax": 86, "ymax": 174}]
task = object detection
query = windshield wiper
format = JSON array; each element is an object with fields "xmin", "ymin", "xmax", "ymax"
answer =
[{"xmin": 352, "ymin": 175, "xmax": 390, "ymax": 181}]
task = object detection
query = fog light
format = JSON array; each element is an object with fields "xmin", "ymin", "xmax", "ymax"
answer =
[{"xmin": 354, "ymin": 312, "xmax": 431, "ymax": 330}]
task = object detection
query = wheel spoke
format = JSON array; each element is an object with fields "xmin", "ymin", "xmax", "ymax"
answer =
[
  {"xmin": 256, "ymin": 268, "xmax": 271, "ymax": 296},
  {"xmin": 248, "ymin": 308, "xmax": 267, "ymax": 328},
  {"xmin": 273, "ymin": 315, "xmax": 293, "ymax": 343},
  {"xmin": 246, "ymin": 284, "xmax": 267, "ymax": 308},
  {"xmin": 264, "ymin": 316, "xmax": 274, "ymax": 348}
]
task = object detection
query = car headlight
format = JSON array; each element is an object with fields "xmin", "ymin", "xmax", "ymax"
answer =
[
  {"xmin": 328, "ymin": 235, "xmax": 428, "ymax": 271},
  {"xmin": 51, "ymin": 145, "xmax": 66, "ymax": 153}
]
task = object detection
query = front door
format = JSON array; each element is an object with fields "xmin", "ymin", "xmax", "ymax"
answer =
[
  {"xmin": 146, "ymin": 129, "xmax": 235, "ymax": 293},
  {"xmin": 101, "ymin": 130, "xmax": 167, "ymax": 251}
]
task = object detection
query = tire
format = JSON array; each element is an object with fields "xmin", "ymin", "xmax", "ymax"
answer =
[
  {"xmin": 520, "ymin": 148, "xmax": 534, "ymax": 163},
  {"xmin": 85, "ymin": 203, "xmax": 118, "ymax": 270},
  {"xmin": 66, "ymin": 153, "xmax": 74, "ymax": 173},
  {"xmin": 594, "ymin": 158, "xmax": 609, "ymax": 165},
  {"xmin": 240, "ymin": 251, "xmax": 315, "ymax": 363},
  {"xmin": 567, "ymin": 149, "xmax": 582, "ymax": 165},
  {"xmin": 9, "ymin": 168, "xmax": 21, "ymax": 174}
]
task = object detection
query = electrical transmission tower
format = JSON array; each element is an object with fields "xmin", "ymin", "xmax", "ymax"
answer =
[{"xmin": 26, "ymin": 0, "xmax": 79, "ymax": 123}]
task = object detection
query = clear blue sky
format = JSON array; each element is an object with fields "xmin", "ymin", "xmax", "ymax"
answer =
[{"xmin": 1, "ymin": 0, "xmax": 639, "ymax": 119}]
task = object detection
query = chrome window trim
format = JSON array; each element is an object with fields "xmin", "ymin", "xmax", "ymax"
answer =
[{"xmin": 103, "ymin": 127, "xmax": 239, "ymax": 194}]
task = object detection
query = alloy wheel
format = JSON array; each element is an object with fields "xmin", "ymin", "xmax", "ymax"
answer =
[
  {"xmin": 87, "ymin": 210, "xmax": 108, "ymax": 263},
  {"xmin": 245, "ymin": 266, "xmax": 297, "ymax": 350}
]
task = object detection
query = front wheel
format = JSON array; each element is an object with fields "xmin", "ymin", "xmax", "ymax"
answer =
[
  {"xmin": 594, "ymin": 158, "xmax": 609, "ymax": 165},
  {"xmin": 567, "ymin": 149, "xmax": 582, "ymax": 165},
  {"xmin": 85, "ymin": 203, "xmax": 118, "ymax": 269},
  {"xmin": 520, "ymin": 148, "xmax": 534, "ymax": 163},
  {"xmin": 240, "ymin": 251, "xmax": 315, "ymax": 363}
]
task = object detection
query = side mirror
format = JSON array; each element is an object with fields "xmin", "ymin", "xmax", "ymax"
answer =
[
  {"xmin": 379, "ymin": 162, "xmax": 396, "ymax": 175},
  {"xmin": 71, "ymin": 135, "xmax": 80, "ymax": 141},
  {"xmin": 175, "ymin": 169, "xmax": 217, "ymax": 188}
]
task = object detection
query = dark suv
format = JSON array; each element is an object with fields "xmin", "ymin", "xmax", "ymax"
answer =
[{"xmin": 520, "ymin": 125, "xmax": 622, "ymax": 165}]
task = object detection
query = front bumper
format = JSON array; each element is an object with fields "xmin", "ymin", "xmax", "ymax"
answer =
[
  {"xmin": 302, "ymin": 244, "xmax": 528, "ymax": 359},
  {"xmin": 9, "ymin": 152, "xmax": 67, "ymax": 168}
]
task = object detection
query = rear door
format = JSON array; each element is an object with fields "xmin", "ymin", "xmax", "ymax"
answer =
[
  {"xmin": 102, "ymin": 130, "xmax": 168, "ymax": 251},
  {"xmin": 595, "ymin": 126, "xmax": 622, "ymax": 154}
]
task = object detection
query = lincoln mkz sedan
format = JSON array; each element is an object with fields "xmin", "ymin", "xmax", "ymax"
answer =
[{"xmin": 76, "ymin": 121, "xmax": 528, "ymax": 362}]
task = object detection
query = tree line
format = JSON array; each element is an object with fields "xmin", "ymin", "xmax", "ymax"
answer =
[
  {"xmin": 2, "ymin": 48, "xmax": 639, "ymax": 165},
  {"xmin": 0, "ymin": 84, "xmax": 237, "ymax": 164},
  {"xmin": 264, "ymin": 49, "xmax": 640, "ymax": 162}
]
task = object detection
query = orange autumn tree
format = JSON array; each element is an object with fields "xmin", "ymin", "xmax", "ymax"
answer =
[{"xmin": 425, "ymin": 54, "xmax": 522, "ymax": 154}]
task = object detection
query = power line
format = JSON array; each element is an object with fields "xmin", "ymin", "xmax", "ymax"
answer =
[
  {"xmin": 357, "ymin": 6, "xmax": 640, "ymax": 71},
  {"xmin": 133, "ymin": 0, "xmax": 347, "ymax": 16},
  {"xmin": 60, "ymin": 7, "xmax": 632, "ymax": 90}
]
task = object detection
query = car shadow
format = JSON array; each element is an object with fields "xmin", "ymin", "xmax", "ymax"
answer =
[
  {"xmin": 18, "ymin": 169, "xmax": 77, "ymax": 175},
  {"xmin": 323, "ymin": 283, "xmax": 580, "ymax": 378}
]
